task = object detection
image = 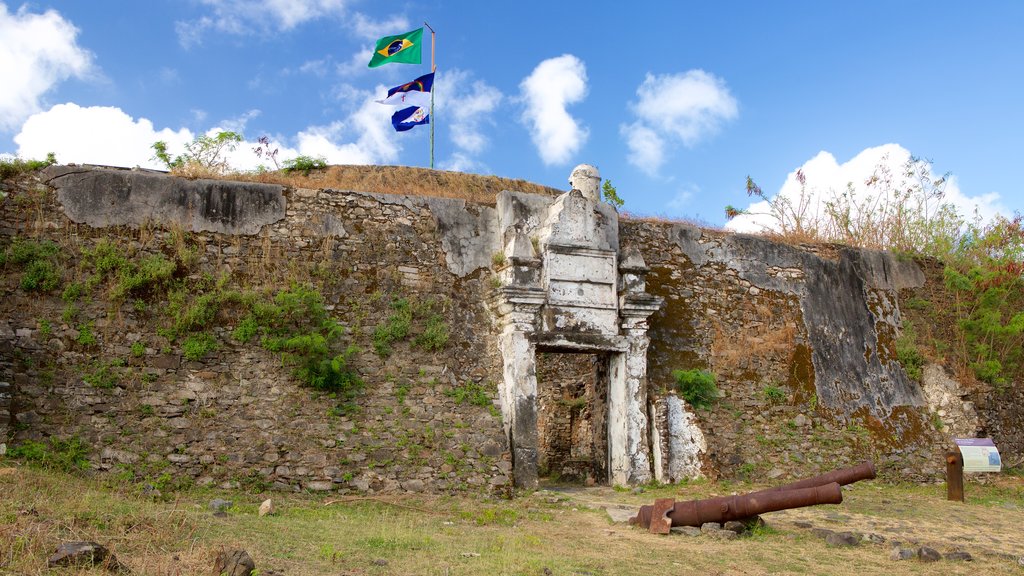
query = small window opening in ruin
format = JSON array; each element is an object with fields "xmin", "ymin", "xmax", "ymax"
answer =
[{"xmin": 535, "ymin": 351, "xmax": 608, "ymax": 485}]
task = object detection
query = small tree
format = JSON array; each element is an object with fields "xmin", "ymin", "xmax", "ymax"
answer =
[
  {"xmin": 152, "ymin": 131, "xmax": 242, "ymax": 175},
  {"xmin": 602, "ymin": 179, "xmax": 624, "ymax": 208}
]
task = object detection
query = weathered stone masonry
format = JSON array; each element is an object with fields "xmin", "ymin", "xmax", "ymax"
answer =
[{"xmin": 2, "ymin": 164, "xmax": 1018, "ymax": 491}]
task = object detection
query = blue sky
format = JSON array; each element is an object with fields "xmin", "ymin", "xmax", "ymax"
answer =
[{"xmin": 2, "ymin": 1, "xmax": 1021, "ymax": 228}]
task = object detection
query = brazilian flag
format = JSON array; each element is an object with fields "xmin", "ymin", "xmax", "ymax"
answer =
[{"xmin": 368, "ymin": 28, "xmax": 423, "ymax": 68}]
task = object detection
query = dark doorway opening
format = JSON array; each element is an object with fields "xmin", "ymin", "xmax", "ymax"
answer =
[{"xmin": 535, "ymin": 351, "xmax": 608, "ymax": 484}]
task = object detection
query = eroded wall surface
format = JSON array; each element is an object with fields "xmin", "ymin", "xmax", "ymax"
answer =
[{"xmin": 2, "ymin": 166, "xmax": 1015, "ymax": 489}]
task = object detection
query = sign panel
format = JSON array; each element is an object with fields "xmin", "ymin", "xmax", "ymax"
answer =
[{"xmin": 955, "ymin": 438, "xmax": 1002, "ymax": 473}]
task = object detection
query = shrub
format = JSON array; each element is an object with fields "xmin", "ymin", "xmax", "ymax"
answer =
[
  {"xmin": 182, "ymin": 332, "xmax": 218, "ymax": 361},
  {"xmin": 2, "ymin": 238, "xmax": 62, "ymax": 292},
  {"xmin": 413, "ymin": 314, "xmax": 449, "ymax": 351},
  {"xmin": 76, "ymin": 322, "xmax": 97, "ymax": 347},
  {"xmin": 20, "ymin": 259, "xmax": 61, "ymax": 292},
  {"xmin": 373, "ymin": 298, "xmax": 412, "ymax": 356},
  {"xmin": 112, "ymin": 254, "xmax": 176, "ymax": 300},
  {"xmin": 6, "ymin": 436, "xmax": 90, "ymax": 473},
  {"xmin": 131, "ymin": 341, "xmax": 146, "ymax": 357},
  {"xmin": 152, "ymin": 131, "xmax": 242, "ymax": 175},
  {"xmin": 281, "ymin": 155, "xmax": 327, "ymax": 175},
  {"xmin": 83, "ymin": 361, "xmax": 119, "ymax": 389},
  {"xmin": 446, "ymin": 381, "xmax": 498, "ymax": 416},
  {"xmin": 762, "ymin": 384, "xmax": 786, "ymax": 404},
  {"xmin": 0, "ymin": 153, "xmax": 56, "ymax": 179},
  {"xmin": 895, "ymin": 321, "xmax": 925, "ymax": 381},
  {"xmin": 672, "ymin": 369, "xmax": 718, "ymax": 410}
]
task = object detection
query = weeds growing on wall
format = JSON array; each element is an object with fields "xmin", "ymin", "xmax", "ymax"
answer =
[
  {"xmin": 896, "ymin": 321, "xmax": 925, "ymax": 381},
  {"xmin": 232, "ymin": 284, "xmax": 363, "ymax": 408},
  {"xmin": 1, "ymin": 237, "xmax": 63, "ymax": 292},
  {"xmin": 6, "ymin": 436, "xmax": 90, "ymax": 474},
  {"xmin": 672, "ymin": 369, "xmax": 719, "ymax": 410},
  {"xmin": 373, "ymin": 296, "xmax": 450, "ymax": 356},
  {"xmin": 0, "ymin": 153, "xmax": 56, "ymax": 179}
]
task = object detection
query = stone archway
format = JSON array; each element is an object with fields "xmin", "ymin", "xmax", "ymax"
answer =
[{"xmin": 488, "ymin": 165, "xmax": 663, "ymax": 488}]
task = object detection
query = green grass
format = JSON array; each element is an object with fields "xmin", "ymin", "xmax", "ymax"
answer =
[{"xmin": 1, "ymin": 466, "xmax": 1022, "ymax": 575}]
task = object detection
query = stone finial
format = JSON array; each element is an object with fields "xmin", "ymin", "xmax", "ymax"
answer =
[{"xmin": 569, "ymin": 164, "xmax": 601, "ymax": 204}]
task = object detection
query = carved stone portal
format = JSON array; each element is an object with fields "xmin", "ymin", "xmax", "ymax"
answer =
[{"xmin": 489, "ymin": 165, "xmax": 663, "ymax": 488}]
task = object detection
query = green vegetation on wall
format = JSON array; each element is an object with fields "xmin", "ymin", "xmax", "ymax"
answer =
[{"xmin": 672, "ymin": 369, "xmax": 718, "ymax": 410}]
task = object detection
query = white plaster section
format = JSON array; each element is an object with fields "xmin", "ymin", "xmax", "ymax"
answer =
[
  {"xmin": 569, "ymin": 164, "xmax": 602, "ymax": 204},
  {"xmin": 608, "ymin": 323, "xmax": 653, "ymax": 486},
  {"xmin": 664, "ymin": 394, "xmax": 706, "ymax": 481},
  {"xmin": 921, "ymin": 363, "xmax": 980, "ymax": 438}
]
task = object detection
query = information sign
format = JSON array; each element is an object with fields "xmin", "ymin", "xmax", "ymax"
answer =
[{"xmin": 954, "ymin": 438, "xmax": 1002, "ymax": 473}]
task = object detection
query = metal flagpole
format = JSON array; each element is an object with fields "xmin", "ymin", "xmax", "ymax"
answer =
[{"xmin": 425, "ymin": 21, "xmax": 436, "ymax": 169}]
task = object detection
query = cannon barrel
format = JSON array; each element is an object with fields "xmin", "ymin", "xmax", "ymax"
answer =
[
  {"xmin": 756, "ymin": 461, "xmax": 875, "ymax": 494},
  {"xmin": 630, "ymin": 482, "xmax": 842, "ymax": 530}
]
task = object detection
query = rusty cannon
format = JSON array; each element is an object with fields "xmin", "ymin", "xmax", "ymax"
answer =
[{"xmin": 630, "ymin": 461, "xmax": 876, "ymax": 533}]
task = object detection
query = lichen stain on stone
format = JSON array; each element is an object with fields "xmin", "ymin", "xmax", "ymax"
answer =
[{"xmin": 787, "ymin": 342, "xmax": 817, "ymax": 404}]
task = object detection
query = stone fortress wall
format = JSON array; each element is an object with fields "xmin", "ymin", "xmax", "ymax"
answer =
[{"xmin": 1, "ymin": 164, "xmax": 1017, "ymax": 493}]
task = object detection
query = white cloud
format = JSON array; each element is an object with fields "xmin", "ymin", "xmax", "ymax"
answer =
[
  {"xmin": 438, "ymin": 152, "xmax": 479, "ymax": 173},
  {"xmin": 667, "ymin": 184, "xmax": 698, "ymax": 213},
  {"xmin": 14, "ymin": 103, "xmax": 193, "ymax": 168},
  {"xmin": 621, "ymin": 123, "xmax": 664, "ymax": 177},
  {"xmin": 15, "ymin": 97, "xmax": 400, "ymax": 170},
  {"xmin": 435, "ymin": 69, "xmax": 503, "ymax": 158},
  {"xmin": 348, "ymin": 12, "xmax": 410, "ymax": 41},
  {"xmin": 292, "ymin": 95, "xmax": 399, "ymax": 165},
  {"xmin": 725, "ymin": 143, "xmax": 1009, "ymax": 235},
  {"xmin": 177, "ymin": 0, "xmax": 348, "ymax": 47},
  {"xmin": 217, "ymin": 109, "xmax": 261, "ymax": 134},
  {"xmin": 623, "ymin": 70, "xmax": 738, "ymax": 175},
  {"xmin": 0, "ymin": 4, "xmax": 94, "ymax": 131},
  {"xmin": 519, "ymin": 54, "xmax": 589, "ymax": 166}
]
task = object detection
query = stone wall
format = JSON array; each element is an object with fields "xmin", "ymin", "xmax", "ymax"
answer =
[
  {"xmin": 624, "ymin": 221, "xmax": 953, "ymax": 482},
  {"xmin": 1, "ymin": 167, "xmax": 510, "ymax": 493},
  {"xmin": 2, "ymin": 165, "xmax": 1018, "ymax": 489}
]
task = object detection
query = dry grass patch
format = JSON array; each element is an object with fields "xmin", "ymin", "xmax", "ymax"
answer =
[
  {"xmin": 221, "ymin": 164, "xmax": 564, "ymax": 205},
  {"xmin": 2, "ymin": 462, "xmax": 1023, "ymax": 575}
]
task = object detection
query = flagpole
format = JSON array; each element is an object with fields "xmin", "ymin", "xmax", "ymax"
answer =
[{"xmin": 425, "ymin": 21, "xmax": 436, "ymax": 170}]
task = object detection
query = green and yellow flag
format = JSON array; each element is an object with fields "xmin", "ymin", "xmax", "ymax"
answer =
[{"xmin": 368, "ymin": 28, "xmax": 424, "ymax": 68}]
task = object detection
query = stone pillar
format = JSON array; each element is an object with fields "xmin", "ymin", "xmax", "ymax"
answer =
[
  {"xmin": 491, "ymin": 232, "xmax": 545, "ymax": 489},
  {"xmin": 497, "ymin": 324, "xmax": 540, "ymax": 489},
  {"xmin": 607, "ymin": 318, "xmax": 654, "ymax": 485}
]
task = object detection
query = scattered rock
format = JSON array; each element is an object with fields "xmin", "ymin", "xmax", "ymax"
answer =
[
  {"xmin": 47, "ymin": 542, "xmax": 125, "ymax": 572},
  {"xmin": 209, "ymin": 499, "xmax": 233, "ymax": 513},
  {"xmin": 669, "ymin": 526, "xmax": 703, "ymax": 537},
  {"xmin": 825, "ymin": 532, "xmax": 860, "ymax": 547},
  {"xmin": 863, "ymin": 533, "xmax": 886, "ymax": 545},
  {"xmin": 213, "ymin": 549, "xmax": 255, "ymax": 576},
  {"xmin": 810, "ymin": 528, "xmax": 835, "ymax": 540},
  {"xmin": 889, "ymin": 547, "xmax": 915, "ymax": 561},
  {"xmin": 700, "ymin": 522, "xmax": 722, "ymax": 534},
  {"xmin": 305, "ymin": 480, "xmax": 334, "ymax": 491},
  {"xmin": 401, "ymin": 479, "xmax": 425, "ymax": 492},
  {"xmin": 793, "ymin": 521, "xmax": 813, "ymax": 529},
  {"xmin": 706, "ymin": 529, "xmax": 739, "ymax": 541},
  {"xmin": 460, "ymin": 552, "xmax": 481, "ymax": 557},
  {"xmin": 259, "ymin": 499, "xmax": 274, "ymax": 517},
  {"xmin": 722, "ymin": 521, "xmax": 746, "ymax": 534},
  {"xmin": 604, "ymin": 507, "xmax": 635, "ymax": 523},
  {"xmin": 141, "ymin": 484, "xmax": 162, "ymax": 499},
  {"xmin": 373, "ymin": 559, "xmax": 389, "ymax": 566},
  {"xmin": 917, "ymin": 547, "xmax": 942, "ymax": 562},
  {"xmin": 944, "ymin": 551, "xmax": 973, "ymax": 562}
]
